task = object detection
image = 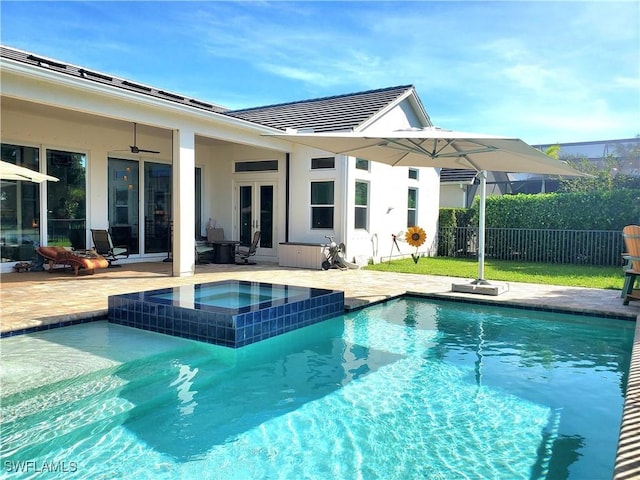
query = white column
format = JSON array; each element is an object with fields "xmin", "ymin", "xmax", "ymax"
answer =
[{"xmin": 172, "ymin": 128, "xmax": 196, "ymax": 277}]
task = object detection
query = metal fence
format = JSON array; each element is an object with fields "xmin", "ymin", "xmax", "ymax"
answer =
[{"xmin": 437, "ymin": 227, "xmax": 625, "ymax": 266}]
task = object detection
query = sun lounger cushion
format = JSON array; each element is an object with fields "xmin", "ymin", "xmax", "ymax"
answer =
[{"xmin": 37, "ymin": 246, "xmax": 109, "ymax": 275}]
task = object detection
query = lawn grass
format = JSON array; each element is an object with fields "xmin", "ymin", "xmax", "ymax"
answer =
[{"xmin": 364, "ymin": 256, "xmax": 625, "ymax": 290}]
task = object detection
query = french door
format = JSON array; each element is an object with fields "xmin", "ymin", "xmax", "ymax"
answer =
[{"xmin": 234, "ymin": 181, "xmax": 276, "ymax": 257}]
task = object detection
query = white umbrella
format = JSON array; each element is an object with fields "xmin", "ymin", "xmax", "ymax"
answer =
[
  {"xmin": 0, "ymin": 160, "xmax": 59, "ymax": 183},
  {"xmin": 268, "ymin": 127, "xmax": 587, "ymax": 291}
]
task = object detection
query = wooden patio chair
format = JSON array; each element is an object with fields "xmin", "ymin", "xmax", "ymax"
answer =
[
  {"xmin": 622, "ymin": 225, "xmax": 640, "ymax": 305},
  {"xmin": 90, "ymin": 229, "xmax": 130, "ymax": 267}
]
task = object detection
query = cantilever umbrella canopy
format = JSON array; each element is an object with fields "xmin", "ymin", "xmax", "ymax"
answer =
[
  {"xmin": 0, "ymin": 161, "xmax": 59, "ymax": 183},
  {"xmin": 269, "ymin": 127, "xmax": 587, "ymax": 290},
  {"xmin": 270, "ymin": 127, "xmax": 580, "ymax": 175}
]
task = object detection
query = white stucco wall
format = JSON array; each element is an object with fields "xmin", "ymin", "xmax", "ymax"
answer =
[{"xmin": 277, "ymin": 97, "xmax": 440, "ymax": 264}]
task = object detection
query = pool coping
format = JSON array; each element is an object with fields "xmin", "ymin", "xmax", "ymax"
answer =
[{"xmin": 1, "ymin": 290, "xmax": 639, "ymax": 477}]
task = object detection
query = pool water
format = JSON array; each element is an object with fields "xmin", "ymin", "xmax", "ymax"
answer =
[
  {"xmin": 1, "ymin": 298, "xmax": 634, "ymax": 479},
  {"xmin": 149, "ymin": 282, "xmax": 320, "ymax": 309}
]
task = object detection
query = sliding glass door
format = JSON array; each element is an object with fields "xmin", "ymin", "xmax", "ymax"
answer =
[
  {"xmin": 108, "ymin": 158, "xmax": 140, "ymax": 253},
  {"xmin": 144, "ymin": 162, "xmax": 172, "ymax": 254},
  {"xmin": 0, "ymin": 144, "xmax": 41, "ymax": 262},
  {"xmin": 47, "ymin": 149, "xmax": 86, "ymax": 249}
]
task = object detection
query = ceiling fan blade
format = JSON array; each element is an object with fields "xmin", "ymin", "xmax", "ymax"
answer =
[{"xmin": 137, "ymin": 148, "xmax": 160, "ymax": 154}]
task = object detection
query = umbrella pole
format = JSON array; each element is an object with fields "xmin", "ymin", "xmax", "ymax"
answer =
[
  {"xmin": 472, "ymin": 170, "xmax": 488, "ymax": 284},
  {"xmin": 453, "ymin": 169, "xmax": 507, "ymax": 295}
]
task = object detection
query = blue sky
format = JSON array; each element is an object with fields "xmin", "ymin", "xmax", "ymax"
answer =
[{"xmin": 1, "ymin": 1, "xmax": 638, "ymax": 145}]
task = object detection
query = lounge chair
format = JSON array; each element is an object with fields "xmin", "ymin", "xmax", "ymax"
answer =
[
  {"xmin": 36, "ymin": 246, "xmax": 109, "ymax": 275},
  {"xmin": 90, "ymin": 229, "xmax": 130, "ymax": 267},
  {"xmin": 235, "ymin": 231, "xmax": 260, "ymax": 265},
  {"xmin": 622, "ymin": 225, "xmax": 640, "ymax": 305}
]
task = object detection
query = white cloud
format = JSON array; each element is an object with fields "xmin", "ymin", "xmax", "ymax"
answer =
[
  {"xmin": 612, "ymin": 76, "xmax": 640, "ymax": 90},
  {"xmin": 2, "ymin": 0, "xmax": 637, "ymax": 142}
]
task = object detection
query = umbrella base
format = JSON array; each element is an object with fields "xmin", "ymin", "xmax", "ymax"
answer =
[{"xmin": 451, "ymin": 280, "xmax": 509, "ymax": 296}]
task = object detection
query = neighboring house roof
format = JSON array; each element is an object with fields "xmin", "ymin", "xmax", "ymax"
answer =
[
  {"xmin": 225, "ymin": 85, "xmax": 418, "ymax": 133},
  {"xmin": 439, "ymin": 169, "xmax": 477, "ymax": 184},
  {"xmin": 0, "ymin": 45, "xmax": 428, "ymax": 134},
  {"xmin": 533, "ymin": 138, "xmax": 640, "ymax": 161},
  {"xmin": 534, "ymin": 138, "xmax": 640, "ymax": 176}
]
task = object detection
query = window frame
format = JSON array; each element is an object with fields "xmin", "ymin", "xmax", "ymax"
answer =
[
  {"xmin": 355, "ymin": 158, "xmax": 370, "ymax": 171},
  {"xmin": 310, "ymin": 180, "xmax": 335, "ymax": 229},
  {"xmin": 354, "ymin": 180, "xmax": 369, "ymax": 230},
  {"xmin": 407, "ymin": 187, "xmax": 418, "ymax": 228},
  {"xmin": 311, "ymin": 157, "xmax": 336, "ymax": 170}
]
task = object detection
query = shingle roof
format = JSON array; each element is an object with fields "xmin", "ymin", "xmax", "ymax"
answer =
[
  {"xmin": 440, "ymin": 168, "xmax": 478, "ymax": 184},
  {"xmin": 225, "ymin": 85, "xmax": 415, "ymax": 132},
  {"xmin": 1, "ymin": 45, "xmax": 420, "ymax": 133},
  {"xmin": 0, "ymin": 45, "xmax": 228, "ymax": 114}
]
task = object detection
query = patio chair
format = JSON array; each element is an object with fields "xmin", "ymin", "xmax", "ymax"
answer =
[
  {"xmin": 90, "ymin": 229, "xmax": 129, "ymax": 267},
  {"xmin": 622, "ymin": 225, "xmax": 640, "ymax": 305},
  {"xmin": 207, "ymin": 227, "xmax": 225, "ymax": 242},
  {"xmin": 235, "ymin": 231, "xmax": 261, "ymax": 265},
  {"xmin": 36, "ymin": 246, "xmax": 109, "ymax": 275},
  {"xmin": 195, "ymin": 240, "xmax": 214, "ymax": 264}
]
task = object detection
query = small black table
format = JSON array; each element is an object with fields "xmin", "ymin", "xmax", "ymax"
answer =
[{"xmin": 209, "ymin": 240, "xmax": 240, "ymax": 264}]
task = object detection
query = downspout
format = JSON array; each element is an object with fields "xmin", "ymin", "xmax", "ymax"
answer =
[
  {"xmin": 285, "ymin": 153, "xmax": 290, "ymax": 242},
  {"xmin": 341, "ymin": 154, "xmax": 349, "ymax": 247}
]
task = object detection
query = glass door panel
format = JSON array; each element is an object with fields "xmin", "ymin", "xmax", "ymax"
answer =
[
  {"xmin": 259, "ymin": 184, "xmax": 273, "ymax": 249},
  {"xmin": 238, "ymin": 185, "xmax": 252, "ymax": 245},
  {"xmin": 0, "ymin": 144, "xmax": 41, "ymax": 262},
  {"xmin": 236, "ymin": 181, "xmax": 276, "ymax": 256},
  {"xmin": 195, "ymin": 167, "xmax": 202, "ymax": 238},
  {"xmin": 144, "ymin": 162, "xmax": 172, "ymax": 254},
  {"xmin": 108, "ymin": 158, "xmax": 139, "ymax": 254},
  {"xmin": 46, "ymin": 149, "xmax": 86, "ymax": 249}
]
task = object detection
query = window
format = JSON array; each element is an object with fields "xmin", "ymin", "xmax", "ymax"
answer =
[
  {"xmin": 310, "ymin": 181, "xmax": 334, "ymax": 229},
  {"xmin": 355, "ymin": 181, "xmax": 369, "ymax": 230},
  {"xmin": 407, "ymin": 188, "xmax": 418, "ymax": 227},
  {"xmin": 311, "ymin": 157, "xmax": 335, "ymax": 169},
  {"xmin": 355, "ymin": 158, "xmax": 369, "ymax": 171},
  {"xmin": 408, "ymin": 168, "xmax": 419, "ymax": 180},
  {"xmin": 234, "ymin": 160, "xmax": 278, "ymax": 172}
]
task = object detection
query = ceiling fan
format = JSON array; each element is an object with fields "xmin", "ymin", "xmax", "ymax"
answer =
[{"xmin": 124, "ymin": 123, "xmax": 160, "ymax": 154}]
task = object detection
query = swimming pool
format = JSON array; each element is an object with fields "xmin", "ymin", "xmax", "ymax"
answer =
[{"xmin": 1, "ymin": 298, "xmax": 634, "ymax": 479}]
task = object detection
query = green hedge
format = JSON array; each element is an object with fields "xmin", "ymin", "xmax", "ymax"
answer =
[
  {"xmin": 438, "ymin": 208, "xmax": 475, "ymax": 256},
  {"xmin": 464, "ymin": 190, "xmax": 640, "ymax": 230},
  {"xmin": 438, "ymin": 190, "xmax": 640, "ymax": 264}
]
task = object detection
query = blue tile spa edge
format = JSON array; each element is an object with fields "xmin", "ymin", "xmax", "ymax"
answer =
[{"xmin": 107, "ymin": 280, "xmax": 345, "ymax": 348}]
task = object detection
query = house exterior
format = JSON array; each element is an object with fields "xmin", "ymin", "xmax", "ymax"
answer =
[{"xmin": 0, "ymin": 45, "xmax": 440, "ymax": 276}]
